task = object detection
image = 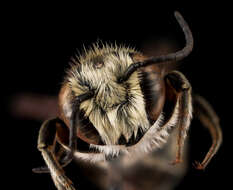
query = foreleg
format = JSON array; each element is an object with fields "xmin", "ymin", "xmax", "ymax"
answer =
[
  {"xmin": 36, "ymin": 118, "xmax": 75, "ymax": 190},
  {"xmin": 165, "ymin": 71, "xmax": 192, "ymax": 164},
  {"xmin": 193, "ymin": 95, "xmax": 222, "ymax": 169}
]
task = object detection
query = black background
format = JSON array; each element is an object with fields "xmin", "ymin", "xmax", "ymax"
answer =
[{"xmin": 2, "ymin": 2, "xmax": 231, "ymax": 190}]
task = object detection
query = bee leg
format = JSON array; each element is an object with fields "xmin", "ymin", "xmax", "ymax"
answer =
[
  {"xmin": 165, "ymin": 71, "xmax": 192, "ymax": 165},
  {"xmin": 33, "ymin": 141, "xmax": 67, "ymax": 173},
  {"xmin": 36, "ymin": 118, "xmax": 75, "ymax": 190},
  {"xmin": 32, "ymin": 165, "xmax": 51, "ymax": 173},
  {"xmin": 192, "ymin": 95, "xmax": 222, "ymax": 170}
]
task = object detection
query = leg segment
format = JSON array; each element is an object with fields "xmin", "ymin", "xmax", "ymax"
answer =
[
  {"xmin": 165, "ymin": 71, "xmax": 192, "ymax": 164},
  {"xmin": 193, "ymin": 95, "xmax": 222, "ymax": 169},
  {"xmin": 32, "ymin": 141, "xmax": 67, "ymax": 173},
  {"xmin": 36, "ymin": 118, "xmax": 75, "ymax": 190}
]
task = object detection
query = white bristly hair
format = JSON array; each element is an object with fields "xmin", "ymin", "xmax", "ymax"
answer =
[{"xmin": 73, "ymin": 151, "xmax": 105, "ymax": 163}]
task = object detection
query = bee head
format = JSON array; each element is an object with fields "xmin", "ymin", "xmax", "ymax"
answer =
[{"xmin": 66, "ymin": 44, "xmax": 151, "ymax": 145}]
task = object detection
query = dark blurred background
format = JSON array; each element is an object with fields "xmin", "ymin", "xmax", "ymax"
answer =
[{"xmin": 2, "ymin": 2, "xmax": 230, "ymax": 190}]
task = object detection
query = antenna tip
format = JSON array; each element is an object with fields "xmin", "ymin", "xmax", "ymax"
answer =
[{"xmin": 174, "ymin": 11, "xmax": 182, "ymax": 19}]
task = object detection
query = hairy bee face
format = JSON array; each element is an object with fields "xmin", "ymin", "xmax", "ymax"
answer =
[{"xmin": 66, "ymin": 45, "xmax": 152, "ymax": 145}]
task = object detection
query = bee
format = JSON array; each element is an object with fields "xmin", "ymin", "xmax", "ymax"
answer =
[{"xmin": 32, "ymin": 11, "xmax": 222, "ymax": 190}]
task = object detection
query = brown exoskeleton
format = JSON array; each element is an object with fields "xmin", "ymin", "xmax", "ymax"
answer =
[{"xmin": 32, "ymin": 11, "xmax": 222, "ymax": 190}]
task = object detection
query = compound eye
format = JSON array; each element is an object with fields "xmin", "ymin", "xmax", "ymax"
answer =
[{"xmin": 140, "ymin": 66, "xmax": 165, "ymax": 123}]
